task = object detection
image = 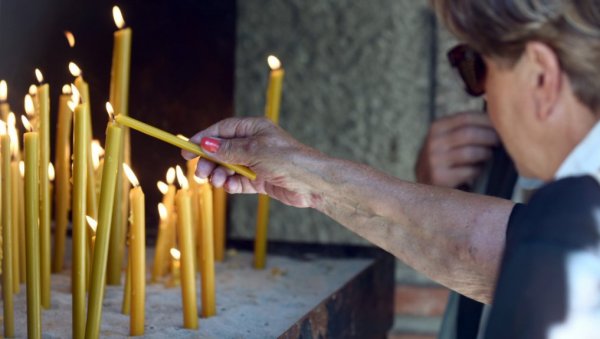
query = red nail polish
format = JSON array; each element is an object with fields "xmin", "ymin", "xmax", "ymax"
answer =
[{"xmin": 201, "ymin": 137, "xmax": 221, "ymax": 153}]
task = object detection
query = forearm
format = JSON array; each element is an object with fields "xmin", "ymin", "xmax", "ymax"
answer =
[{"xmin": 296, "ymin": 152, "xmax": 514, "ymax": 303}]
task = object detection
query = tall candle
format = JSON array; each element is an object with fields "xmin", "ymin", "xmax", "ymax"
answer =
[
  {"xmin": 175, "ymin": 170, "xmax": 199, "ymax": 329},
  {"xmin": 254, "ymin": 56, "xmax": 285, "ymax": 269},
  {"xmin": 85, "ymin": 103, "xmax": 123, "ymax": 339},
  {"xmin": 18, "ymin": 161, "xmax": 26, "ymax": 283},
  {"xmin": 23, "ymin": 116, "xmax": 41, "ymax": 339},
  {"xmin": 70, "ymin": 62, "xmax": 98, "ymax": 222},
  {"xmin": 11, "ymin": 160, "xmax": 20, "ymax": 293},
  {"xmin": 36, "ymin": 69, "xmax": 52, "ymax": 308},
  {"xmin": 72, "ymin": 99, "xmax": 88, "ymax": 339},
  {"xmin": 213, "ymin": 186, "xmax": 226, "ymax": 262},
  {"xmin": 168, "ymin": 248, "xmax": 181, "ymax": 287},
  {"xmin": 52, "ymin": 85, "xmax": 73, "ymax": 273},
  {"xmin": 107, "ymin": 6, "xmax": 132, "ymax": 286},
  {"xmin": 124, "ymin": 164, "xmax": 145, "ymax": 335},
  {"xmin": 198, "ymin": 178, "xmax": 216, "ymax": 317},
  {"xmin": 152, "ymin": 202, "xmax": 169, "ymax": 282},
  {"xmin": 1, "ymin": 121, "xmax": 14, "ymax": 337}
]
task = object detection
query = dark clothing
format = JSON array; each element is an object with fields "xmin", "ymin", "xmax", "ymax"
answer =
[{"xmin": 486, "ymin": 175, "xmax": 600, "ymax": 338}]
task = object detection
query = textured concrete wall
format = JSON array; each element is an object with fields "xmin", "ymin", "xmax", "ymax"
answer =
[{"xmin": 231, "ymin": 0, "xmax": 435, "ymax": 244}]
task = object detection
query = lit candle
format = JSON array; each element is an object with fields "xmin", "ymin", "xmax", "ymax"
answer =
[
  {"xmin": 152, "ymin": 202, "xmax": 169, "ymax": 282},
  {"xmin": 196, "ymin": 176, "xmax": 216, "ymax": 317},
  {"xmin": 36, "ymin": 69, "xmax": 52, "ymax": 308},
  {"xmin": 175, "ymin": 168, "xmax": 199, "ymax": 329},
  {"xmin": 8, "ymin": 115, "xmax": 23, "ymax": 289},
  {"xmin": 254, "ymin": 56, "xmax": 285, "ymax": 269},
  {"xmin": 107, "ymin": 6, "xmax": 132, "ymax": 287},
  {"xmin": 1, "ymin": 120, "xmax": 14, "ymax": 337},
  {"xmin": 168, "ymin": 248, "xmax": 181, "ymax": 287},
  {"xmin": 52, "ymin": 84, "xmax": 73, "ymax": 273},
  {"xmin": 213, "ymin": 186, "xmax": 226, "ymax": 262},
  {"xmin": 23, "ymin": 115, "xmax": 41, "ymax": 339},
  {"xmin": 70, "ymin": 62, "xmax": 98, "ymax": 222},
  {"xmin": 18, "ymin": 160, "xmax": 26, "ymax": 284},
  {"xmin": 70, "ymin": 88, "xmax": 87, "ymax": 339},
  {"xmin": 123, "ymin": 164, "xmax": 145, "ymax": 335},
  {"xmin": 85, "ymin": 103, "xmax": 123, "ymax": 339},
  {"xmin": 0, "ymin": 80, "xmax": 10, "ymax": 120},
  {"xmin": 86, "ymin": 216, "xmax": 97, "ymax": 260},
  {"xmin": 114, "ymin": 114, "xmax": 256, "ymax": 180},
  {"xmin": 92, "ymin": 140, "xmax": 105, "ymax": 202}
]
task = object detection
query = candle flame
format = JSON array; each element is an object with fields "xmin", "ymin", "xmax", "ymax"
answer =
[
  {"xmin": 48, "ymin": 163, "xmax": 55, "ymax": 181},
  {"xmin": 70, "ymin": 84, "xmax": 81, "ymax": 105},
  {"xmin": 7, "ymin": 112, "xmax": 16, "ymax": 127},
  {"xmin": 113, "ymin": 6, "xmax": 125, "ymax": 29},
  {"xmin": 64, "ymin": 31, "xmax": 76, "ymax": 48},
  {"xmin": 19, "ymin": 161, "xmax": 24, "ymax": 178},
  {"xmin": 158, "ymin": 203, "xmax": 168, "ymax": 220},
  {"xmin": 105, "ymin": 102, "xmax": 115, "ymax": 120},
  {"xmin": 157, "ymin": 181, "xmax": 168, "ymax": 195},
  {"xmin": 123, "ymin": 163, "xmax": 139, "ymax": 187},
  {"xmin": 68, "ymin": 62, "xmax": 82, "ymax": 77},
  {"xmin": 29, "ymin": 84, "xmax": 38, "ymax": 96},
  {"xmin": 24, "ymin": 95, "xmax": 35, "ymax": 116},
  {"xmin": 8, "ymin": 123, "xmax": 18, "ymax": 155},
  {"xmin": 92, "ymin": 140, "xmax": 104, "ymax": 170},
  {"xmin": 176, "ymin": 165, "xmax": 188, "ymax": 189},
  {"xmin": 0, "ymin": 121, "xmax": 6, "ymax": 136},
  {"xmin": 193, "ymin": 175, "xmax": 207, "ymax": 184},
  {"xmin": 267, "ymin": 55, "xmax": 282, "ymax": 70},
  {"xmin": 166, "ymin": 167, "xmax": 176, "ymax": 185},
  {"xmin": 176, "ymin": 134, "xmax": 189, "ymax": 142},
  {"xmin": 86, "ymin": 216, "xmax": 98, "ymax": 233},
  {"xmin": 35, "ymin": 68, "xmax": 44, "ymax": 84},
  {"xmin": 0, "ymin": 80, "xmax": 7, "ymax": 101},
  {"xmin": 67, "ymin": 101, "xmax": 77, "ymax": 113},
  {"xmin": 60, "ymin": 85, "xmax": 70, "ymax": 97},
  {"xmin": 170, "ymin": 248, "xmax": 181, "ymax": 260},
  {"xmin": 21, "ymin": 115, "xmax": 32, "ymax": 132}
]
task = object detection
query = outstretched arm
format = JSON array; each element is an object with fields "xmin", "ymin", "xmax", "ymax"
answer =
[{"xmin": 183, "ymin": 117, "xmax": 514, "ymax": 303}]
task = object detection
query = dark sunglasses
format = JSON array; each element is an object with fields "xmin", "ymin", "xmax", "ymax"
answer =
[{"xmin": 447, "ymin": 44, "xmax": 486, "ymax": 97}]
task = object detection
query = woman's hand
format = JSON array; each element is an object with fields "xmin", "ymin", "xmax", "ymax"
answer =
[{"xmin": 182, "ymin": 117, "xmax": 321, "ymax": 208}]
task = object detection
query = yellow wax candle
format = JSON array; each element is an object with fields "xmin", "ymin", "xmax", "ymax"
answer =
[
  {"xmin": 11, "ymin": 161, "xmax": 20, "ymax": 293},
  {"xmin": 18, "ymin": 161, "xmax": 26, "ymax": 284},
  {"xmin": 254, "ymin": 56, "xmax": 285, "ymax": 269},
  {"xmin": 23, "ymin": 118, "xmax": 41, "ymax": 339},
  {"xmin": 213, "ymin": 186, "xmax": 226, "ymax": 262},
  {"xmin": 124, "ymin": 164, "xmax": 146, "ymax": 335},
  {"xmin": 175, "ymin": 172, "xmax": 199, "ymax": 329},
  {"xmin": 198, "ymin": 179, "xmax": 216, "ymax": 317},
  {"xmin": 122, "ymin": 248, "xmax": 131, "ymax": 315},
  {"xmin": 0, "ymin": 80, "xmax": 9, "ymax": 120},
  {"xmin": 168, "ymin": 248, "xmax": 181, "ymax": 288},
  {"xmin": 85, "ymin": 105, "xmax": 123, "ymax": 339},
  {"xmin": 52, "ymin": 85, "xmax": 73, "ymax": 273},
  {"xmin": 107, "ymin": 6, "xmax": 132, "ymax": 287},
  {"xmin": 86, "ymin": 216, "xmax": 97, "ymax": 262},
  {"xmin": 71, "ymin": 65, "xmax": 98, "ymax": 222},
  {"xmin": 154, "ymin": 168, "xmax": 177, "ymax": 280},
  {"xmin": 36, "ymin": 71, "xmax": 51, "ymax": 308},
  {"xmin": 1, "ymin": 121, "xmax": 14, "ymax": 337},
  {"xmin": 72, "ymin": 101, "xmax": 88, "ymax": 339},
  {"xmin": 152, "ymin": 202, "xmax": 169, "ymax": 282},
  {"xmin": 114, "ymin": 114, "xmax": 256, "ymax": 180}
]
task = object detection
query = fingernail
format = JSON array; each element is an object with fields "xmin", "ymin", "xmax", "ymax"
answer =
[{"xmin": 201, "ymin": 137, "xmax": 221, "ymax": 153}]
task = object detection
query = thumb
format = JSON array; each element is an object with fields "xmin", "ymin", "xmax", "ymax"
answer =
[{"xmin": 200, "ymin": 136, "xmax": 257, "ymax": 166}]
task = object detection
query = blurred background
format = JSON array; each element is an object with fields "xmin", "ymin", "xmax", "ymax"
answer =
[{"xmin": 0, "ymin": 0, "xmax": 483, "ymax": 337}]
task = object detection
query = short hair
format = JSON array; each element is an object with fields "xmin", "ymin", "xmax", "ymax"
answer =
[{"xmin": 432, "ymin": 0, "xmax": 600, "ymax": 112}]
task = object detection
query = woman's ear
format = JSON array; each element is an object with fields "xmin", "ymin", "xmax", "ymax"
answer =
[{"xmin": 524, "ymin": 41, "xmax": 562, "ymax": 121}]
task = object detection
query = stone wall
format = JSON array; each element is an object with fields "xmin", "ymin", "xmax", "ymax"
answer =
[{"xmin": 231, "ymin": 0, "xmax": 437, "ymax": 244}]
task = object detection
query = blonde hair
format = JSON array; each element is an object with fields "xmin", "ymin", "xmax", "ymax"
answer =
[{"xmin": 432, "ymin": 0, "xmax": 600, "ymax": 112}]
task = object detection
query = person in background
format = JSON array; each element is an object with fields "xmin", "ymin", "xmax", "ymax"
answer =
[{"xmin": 185, "ymin": 0, "xmax": 600, "ymax": 337}]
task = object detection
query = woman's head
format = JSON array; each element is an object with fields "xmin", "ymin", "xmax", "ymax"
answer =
[{"xmin": 434, "ymin": 0, "xmax": 600, "ymax": 180}]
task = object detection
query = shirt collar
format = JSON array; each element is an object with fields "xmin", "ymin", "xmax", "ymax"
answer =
[{"xmin": 555, "ymin": 121, "xmax": 600, "ymax": 180}]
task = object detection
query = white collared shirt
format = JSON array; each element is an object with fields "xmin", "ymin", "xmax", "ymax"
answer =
[{"xmin": 555, "ymin": 120, "xmax": 600, "ymax": 181}]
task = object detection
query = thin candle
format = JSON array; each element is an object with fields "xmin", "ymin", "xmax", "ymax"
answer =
[
  {"xmin": 86, "ymin": 216, "xmax": 97, "ymax": 259},
  {"xmin": 196, "ymin": 176, "xmax": 216, "ymax": 317},
  {"xmin": 23, "ymin": 115, "xmax": 41, "ymax": 339},
  {"xmin": 169, "ymin": 248, "xmax": 181, "ymax": 287},
  {"xmin": 114, "ymin": 114, "xmax": 256, "ymax": 180},
  {"xmin": 0, "ymin": 80, "xmax": 9, "ymax": 120},
  {"xmin": 85, "ymin": 103, "xmax": 123, "ymax": 339},
  {"xmin": 152, "ymin": 202, "xmax": 169, "ymax": 282},
  {"xmin": 1, "ymin": 120, "xmax": 14, "ymax": 337},
  {"xmin": 175, "ymin": 169, "xmax": 199, "ymax": 329},
  {"xmin": 36, "ymin": 68, "xmax": 52, "ymax": 308}
]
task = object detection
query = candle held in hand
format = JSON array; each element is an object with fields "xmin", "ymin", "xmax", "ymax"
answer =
[{"xmin": 113, "ymin": 114, "xmax": 256, "ymax": 180}]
